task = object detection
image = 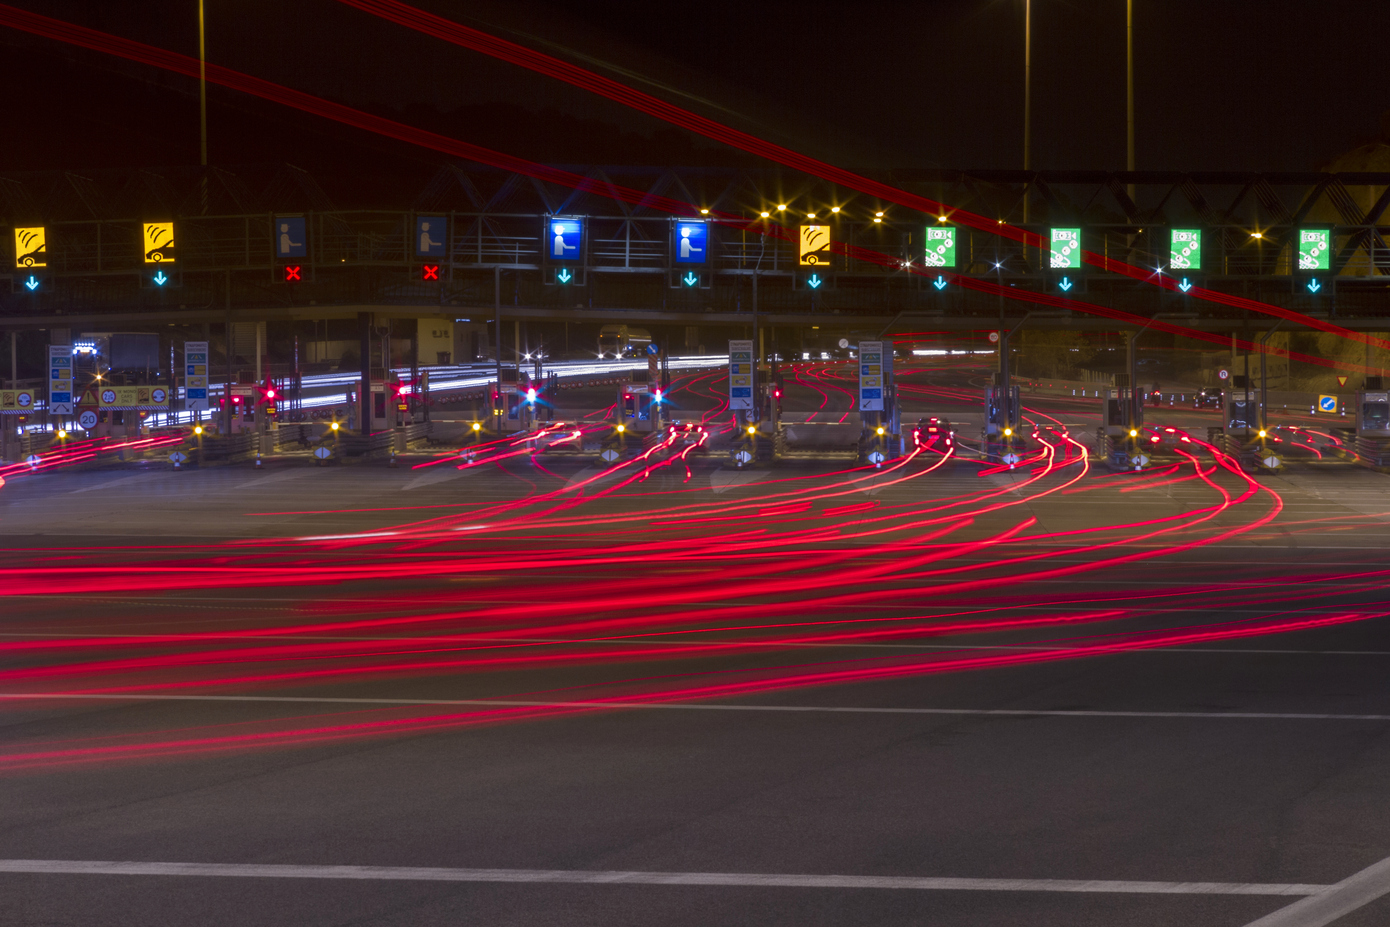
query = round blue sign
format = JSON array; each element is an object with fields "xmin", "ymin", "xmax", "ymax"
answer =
[{"xmin": 646, "ymin": 343, "xmax": 660, "ymax": 356}]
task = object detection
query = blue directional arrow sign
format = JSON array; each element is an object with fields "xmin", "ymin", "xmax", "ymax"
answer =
[
  {"xmin": 556, "ymin": 268, "xmax": 572, "ymax": 284},
  {"xmin": 807, "ymin": 273, "xmax": 823, "ymax": 289},
  {"xmin": 24, "ymin": 275, "xmax": 39, "ymax": 291},
  {"xmin": 1178, "ymin": 277, "xmax": 1193, "ymax": 293},
  {"xmin": 153, "ymin": 271, "xmax": 168, "ymax": 286},
  {"xmin": 1058, "ymin": 276, "xmax": 1073, "ymax": 292},
  {"xmin": 933, "ymin": 275, "xmax": 948, "ymax": 290},
  {"xmin": 1307, "ymin": 278, "xmax": 1321, "ymax": 293},
  {"xmin": 682, "ymin": 271, "xmax": 699, "ymax": 287}
]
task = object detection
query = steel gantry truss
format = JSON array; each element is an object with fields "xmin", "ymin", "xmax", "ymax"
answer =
[{"xmin": 2, "ymin": 164, "xmax": 1388, "ymax": 329}]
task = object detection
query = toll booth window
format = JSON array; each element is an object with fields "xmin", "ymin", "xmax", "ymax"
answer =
[
  {"xmin": 1363, "ymin": 401, "xmax": 1389, "ymax": 430},
  {"xmin": 1106, "ymin": 399, "xmax": 1124, "ymax": 427},
  {"xmin": 1229, "ymin": 399, "xmax": 1256, "ymax": 430}
]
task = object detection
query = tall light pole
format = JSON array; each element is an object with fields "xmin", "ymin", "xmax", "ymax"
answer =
[
  {"xmin": 198, "ymin": 0, "xmax": 208, "ymax": 167},
  {"xmin": 1022, "ymin": 0, "xmax": 1031, "ymax": 223},
  {"xmin": 1126, "ymin": 0, "xmax": 1135, "ymax": 204}
]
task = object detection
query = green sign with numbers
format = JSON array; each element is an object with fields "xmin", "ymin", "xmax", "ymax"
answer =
[
  {"xmin": 923, "ymin": 226, "xmax": 956, "ymax": 268},
  {"xmin": 1050, "ymin": 228, "xmax": 1081, "ymax": 269},
  {"xmin": 1298, "ymin": 229, "xmax": 1331, "ymax": 271},
  {"xmin": 1170, "ymin": 229, "xmax": 1202, "ymax": 271}
]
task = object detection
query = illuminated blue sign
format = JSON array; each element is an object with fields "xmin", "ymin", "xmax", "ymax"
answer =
[
  {"xmin": 416, "ymin": 216, "xmax": 447, "ymax": 257},
  {"xmin": 675, "ymin": 221, "xmax": 708, "ymax": 264},
  {"xmin": 549, "ymin": 218, "xmax": 583, "ymax": 262},
  {"xmin": 275, "ymin": 216, "xmax": 307, "ymax": 258}
]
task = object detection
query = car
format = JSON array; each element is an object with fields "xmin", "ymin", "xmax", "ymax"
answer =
[
  {"xmin": 1193, "ymin": 388, "xmax": 1222, "ymax": 409},
  {"xmin": 914, "ymin": 417, "xmax": 953, "ymax": 450}
]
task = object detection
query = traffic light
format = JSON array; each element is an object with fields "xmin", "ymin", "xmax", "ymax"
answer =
[
  {"xmin": 421, "ymin": 264, "xmax": 440, "ymax": 281},
  {"xmin": 283, "ymin": 264, "xmax": 302, "ymax": 283}
]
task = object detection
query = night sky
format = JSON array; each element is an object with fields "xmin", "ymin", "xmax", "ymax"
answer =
[{"xmin": 2, "ymin": 0, "xmax": 1386, "ymax": 197}]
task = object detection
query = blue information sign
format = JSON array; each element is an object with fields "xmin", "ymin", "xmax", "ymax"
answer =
[
  {"xmin": 275, "ymin": 217, "xmax": 306, "ymax": 258},
  {"xmin": 549, "ymin": 218, "xmax": 583, "ymax": 262},
  {"xmin": 416, "ymin": 216, "xmax": 447, "ymax": 257},
  {"xmin": 675, "ymin": 221, "xmax": 708, "ymax": 264}
]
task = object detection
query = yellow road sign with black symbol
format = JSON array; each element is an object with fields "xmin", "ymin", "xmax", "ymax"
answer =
[
  {"xmin": 143, "ymin": 222, "xmax": 176, "ymax": 263},
  {"xmin": 799, "ymin": 225, "xmax": 831, "ymax": 266},
  {"xmin": 14, "ymin": 227, "xmax": 45, "ymax": 268}
]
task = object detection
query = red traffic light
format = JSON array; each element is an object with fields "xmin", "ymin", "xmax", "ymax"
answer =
[
  {"xmin": 284, "ymin": 265, "xmax": 301, "ymax": 282},
  {"xmin": 265, "ymin": 387, "xmax": 276, "ymax": 399},
  {"xmin": 421, "ymin": 264, "xmax": 440, "ymax": 281}
]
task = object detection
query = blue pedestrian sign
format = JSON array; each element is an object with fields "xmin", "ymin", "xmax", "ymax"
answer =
[
  {"xmin": 1318, "ymin": 395, "xmax": 1338, "ymax": 413},
  {"xmin": 549, "ymin": 219, "xmax": 583, "ymax": 262},
  {"xmin": 416, "ymin": 216, "xmax": 447, "ymax": 257},
  {"xmin": 675, "ymin": 221, "xmax": 707, "ymax": 264},
  {"xmin": 275, "ymin": 216, "xmax": 306, "ymax": 258}
]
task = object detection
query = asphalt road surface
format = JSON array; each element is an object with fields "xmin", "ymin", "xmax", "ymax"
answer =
[{"xmin": 2, "ymin": 360, "xmax": 1389, "ymax": 926}]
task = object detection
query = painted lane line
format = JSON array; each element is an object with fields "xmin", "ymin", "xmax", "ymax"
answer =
[
  {"xmin": 0, "ymin": 859, "xmax": 1329, "ymax": 895},
  {"xmin": 4, "ymin": 693, "xmax": 1390, "ymax": 722},
  {"xmin": 1241, "ymin": 853, "xmax": 1390, "ymax": 926}
]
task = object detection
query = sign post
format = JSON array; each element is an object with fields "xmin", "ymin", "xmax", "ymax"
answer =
[
  {"xmin": 48, "ymin": 344, "xmax": 72, "ymax": 419},
  {"xmin": 858, "ymin": 341, "xmax": 887, "ymax": 412},
  {"xmin": 728, "ymin": 340, "xmax": 754, "ymax": 415},
  {"xmin": 184, "ymin": 341, "xmax": 209, "ymax": 415}
]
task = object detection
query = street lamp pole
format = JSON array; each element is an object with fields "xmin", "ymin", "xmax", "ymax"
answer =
[
  {"xmin": 1022, "ymin": 0, "xmax": 1031, "ymax": 223},
  {"xmin": 198, "ymin": 0, "xmax": 208, "ymax": 167},
  {"xmin": 1126, "ymin": 0, "xmax": 1135, "ymax": 203}
]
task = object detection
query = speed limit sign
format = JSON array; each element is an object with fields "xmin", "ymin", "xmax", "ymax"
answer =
[
  {"xmin": 988, "ymin": 332, "xmax": 1000, "ymax": 343},
  {"xmin": 78, "ymin": 410, "xmax": 98, "ymax": 430}
]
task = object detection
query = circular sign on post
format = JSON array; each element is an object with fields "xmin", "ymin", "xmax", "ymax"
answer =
[
  {"xmin": 151, "ymin": 387, "xmax": 168, "ymax": 404},
  {"xmin": 838, "ymin": 338, "xmax": 850, "ymax": 349},
  {"xmin": 645, "ymin": 343, "xmax": 660, "ymax": 356},
  {"xmin": 16, "ymin": 392, "xmax": 32, "ymax": 408},
  {"xmin": 988, "ymin": 332, "xmax": 1000, "ymax": 344},
  {"xmin": 1218, "ymin": 369, "xmax": 1229, "ymax": 380},
  {"xmin": 100, "ymin": 388, "xmax": 116, "ymax": 404},
  {"xmin": 314, "ymin": 446, "xmax": 332, "ymax": 460},
  {"xmin": 78, "ymin": 410, "xmax": 98, "ymax": 430}
]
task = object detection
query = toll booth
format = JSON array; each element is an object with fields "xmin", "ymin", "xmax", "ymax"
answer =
[
  {"xmin": 1097, "ymin": 383, "xmax": 1147, "ymax": 470},
  {"xmin": 1214, "ymin": 386, "xmax": 1282, "ymax": 471},
  {"xmin": 1354, "ymin": 388, "xmax": 1390, "ymax": 467},
  {"xmin": 983, "ymin": 383, "xmax": 1023, "ymax": 464}
]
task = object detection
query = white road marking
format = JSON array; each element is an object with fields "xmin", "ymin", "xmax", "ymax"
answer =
[
  {"xmin": 400, "ymin": 467, "xmax": 467, "ymax": 492},
  {"xmin": 1241, "ymin": 853, "xmax": 1390, "ymax": 926},
  {"xmin": 66, "ymin": 474, "xmax": 152, "ymax": 494},
  {"xmin": 4, "ymin": 693, "xmax": 1390, "ymax": 722},
  {"xmin": 0, "ymin": 859, "xmax": 1328, "ymax": 895},
  {"xmin": 709, "ymin": 469, "xmax": 758, "ymax": 493},
  {"xmin": 234, "ymin": 470, "xmax": 319, "ymax": 492}
]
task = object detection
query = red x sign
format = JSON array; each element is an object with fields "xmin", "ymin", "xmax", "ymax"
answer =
[
  {"xmin": 284, "ymin": 265, "xmax": 301, "ymax": 282},
  {"xmin": 421, "ymin": 264, "xmax": 440, "ymax": 281}
]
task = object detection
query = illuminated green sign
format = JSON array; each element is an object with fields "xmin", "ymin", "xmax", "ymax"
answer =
[
  {"xmin": 923, "ymin": 226, "xmax": 956, "ymax": 268},
  {"xmin": 1050, "ymin": 228, "xmax": 1081, "ymax": 269},
  {"xmin": 1170, "ymin": 229, "xmax": 1201, "ymax": 271},
  {"xmin": 1298, "ymin": 229, "xmax": 1331, "ymax": 271}
]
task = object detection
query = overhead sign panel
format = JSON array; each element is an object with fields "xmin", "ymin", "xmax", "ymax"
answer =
[
  {"xmin": 14, "ymin": 227, "xmax": 45, "ymax": 268},
  {"xmin": 1050, "ymin": 228, "xmax": 1081, "ymax": 269},
  {"xmin": 675, "ymin": 221, "xmax": 707, "ymax": 264},
  {"xmin": 416, "ymin": 216, "xmax": 447, "ymax": 257},
  {"xmin": 142, "ymin": 222, "xmax": 176, "ymax": 263},
  {"xmin": 1298, "ymin": 229, "xmax": 1331, "ymax": 271},
  {"xmin": 728, "ymin": 339, "xmax": 754, "ymax": 411},
  {"xmin": 859, "ymin": 340, "xmax": 889, "ymax": 412},
  {"xmin": 549, "ymin": 218, "xmax": 584, "ymax": 262},
  {"xmin": 0, "ymin": 389, "xmax": 35, "ymax": 413},
  {"xmin": 97, "ymin": 385, "xmax": 170, "ymax": 410},
  {"xmin": 48, "ymin": 344, "xmax": 73, "ymax": 416},
  {"xmin": 1170, "ymin": 229, "xmax": 1202, "ymax": 271},
  {"xmin": 185, "ymin": 340, "xmax": 209, "ymax": 412},
  {"xmin": 923, "ymin": 226, "xmax": 956, "ymax": 268},
  {"xmin": 799, "ymin": 225, "xmax": 831, "ymax": 266},
  {"xmin": 275, "ymin": 216, "xmax": 306, "ymax": 258}
]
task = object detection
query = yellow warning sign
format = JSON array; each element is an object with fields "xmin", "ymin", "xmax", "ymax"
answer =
[
  {"xmin": 799, "ymin": 225, "xmax": 831, "ymax": 266},
  {"xmin": 14, "ymin": 227, "xmax": 45, "ymax": 268},
  {"xmin": 142, "ymin": 222, "xmax": 176, "ymax": 263}
]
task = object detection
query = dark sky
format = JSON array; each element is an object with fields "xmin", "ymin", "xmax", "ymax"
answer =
[{"xmin": 3, "ymin": 0, "xmax": 1387, "ymax": 194}]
